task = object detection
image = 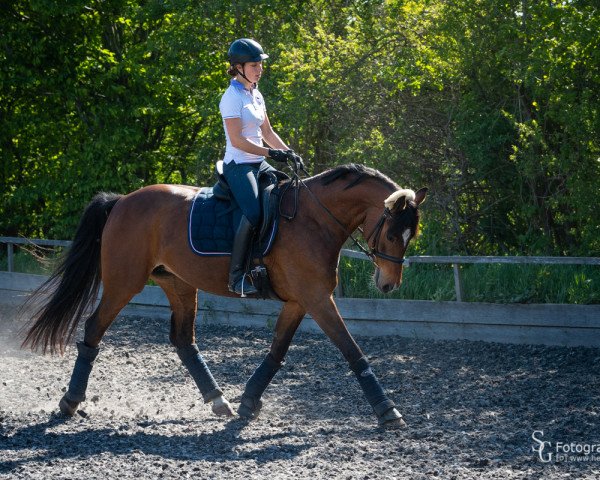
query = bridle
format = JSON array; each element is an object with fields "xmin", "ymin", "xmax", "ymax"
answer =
[
  {"xmin": 360, "ymin": 208, "xmax": 407, "ymax": 265},
  {"xmin": 288, "ymin": 170, "xmax": 408, "ymax": 266}
]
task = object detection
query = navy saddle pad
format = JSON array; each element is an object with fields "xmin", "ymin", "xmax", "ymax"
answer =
[{"xmin": 187, "ymin": 187, "xmax": 279, "ymax": 256}]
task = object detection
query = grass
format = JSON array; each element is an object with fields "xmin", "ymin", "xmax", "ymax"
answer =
[
  {"xmin": 338, "ymin": 257, "xmax": 599, "ymax": 304},
  {"xmin": 0, "ymin": 246, "xmax": 63, "ymax": 275},
  {"xmin": 2, "ymin": 247, "xmax": 598, "ymax": 304},
  {"xmin": 0, "ymin": 246, "xmax": 162, "ymax": 286}
]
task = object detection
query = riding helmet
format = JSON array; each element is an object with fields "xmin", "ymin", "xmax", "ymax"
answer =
[{"xmin": 227, "ymin": 38, "xmax": 269, "ymax": 65}]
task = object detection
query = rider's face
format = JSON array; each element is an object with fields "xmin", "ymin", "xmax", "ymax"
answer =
[{"xmin": 239, "ymin": 61, "xmax": 263, "ymax": 83}]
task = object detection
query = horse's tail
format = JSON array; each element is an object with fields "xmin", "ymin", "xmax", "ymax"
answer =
[{"xmin": 22, "ymin": 192, "xmax": 123, "ymax": 355}]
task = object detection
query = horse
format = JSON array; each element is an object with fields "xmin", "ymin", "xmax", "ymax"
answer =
[{"xmin": 22, "ymin": 163, "xmax": 427, "ymax": 428}]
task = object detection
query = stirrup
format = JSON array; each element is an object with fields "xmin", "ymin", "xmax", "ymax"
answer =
[{"xmin": 230, "ymin": 275, "xmax": 257, "ymax": 297}]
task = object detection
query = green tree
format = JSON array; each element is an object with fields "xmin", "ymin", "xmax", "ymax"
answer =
[{"xmin": 1, "ymin": 0, "xmax": 598, "ymax": 258}]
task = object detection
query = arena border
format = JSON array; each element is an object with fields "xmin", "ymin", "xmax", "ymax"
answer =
[{"xmin": 1, "ymin": 272, "xmax": 598, "ymax": 347}]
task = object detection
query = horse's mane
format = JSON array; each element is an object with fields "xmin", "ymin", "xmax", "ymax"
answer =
[
  {"xmin": 316, "ymin": 163, "xmax": 420, "ymax": 238},
  {"xmin": 318, "ymin": 164, "xmax": 399, "ymax": 191}
]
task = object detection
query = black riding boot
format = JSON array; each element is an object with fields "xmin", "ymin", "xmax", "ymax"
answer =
[{"xmin": 229, "ymin": 215, "xmax": 258, "ymax": 296}]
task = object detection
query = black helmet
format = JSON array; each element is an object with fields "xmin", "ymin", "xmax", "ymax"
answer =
[{"xmin": 227, "ymin": 38, "xmax": 269, "ymax": 65}]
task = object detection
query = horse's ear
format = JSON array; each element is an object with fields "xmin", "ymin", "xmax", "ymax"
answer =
[{"xmin": 414, "ymin": 187, "xmax": 428, "ymax": 206}]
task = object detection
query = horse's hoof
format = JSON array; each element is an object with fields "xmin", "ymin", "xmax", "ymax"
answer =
[
  {"xmin": 237, "ymin": 404, "xmax": 259, "ymax": 419},
  {"xmin": 58, "ymin": 396, "xmax": 79, "ymax": 417},
  {"xmin": 237, "ymin": 397, "xmax": 262, "ymax": 420},
  {"xmin": 378, "ymin": 407, "xmax": 407, "ymax": 429},
  {"xmin": 211, "ymin": 396, "xmax": 235, "ymax": 417}
]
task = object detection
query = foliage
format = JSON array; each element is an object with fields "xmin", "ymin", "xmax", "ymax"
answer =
[{"xmin": 1, "ymin": 0, "xmax": 598, "ymax": 261}]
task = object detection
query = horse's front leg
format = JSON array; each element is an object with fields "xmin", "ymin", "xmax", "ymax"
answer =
[
  {"xmin": 307, "ymin": 295, "xmax": 405, "ymax": 428},
  {"xmin": 238, "ymin": 301, "xmax": 306, "ymax": 419}
]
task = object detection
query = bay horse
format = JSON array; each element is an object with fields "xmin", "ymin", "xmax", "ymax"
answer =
[{"xmin": 22, "ymin": 163, "xmax": 427, "ymax": 428}]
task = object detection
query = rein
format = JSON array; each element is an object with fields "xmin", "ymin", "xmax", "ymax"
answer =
[{"xmin": 282, "ymin": 168, "xmax": 406, "ymax": 265}]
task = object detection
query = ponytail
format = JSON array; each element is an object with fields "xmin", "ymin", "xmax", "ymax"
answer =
[{"xmin": 227, "ymin": 65, "xmax": 239, "ymax": 77}]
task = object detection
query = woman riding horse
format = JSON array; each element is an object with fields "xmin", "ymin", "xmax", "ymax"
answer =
[
  {"xmin": 21, "ymin": 44, "xmax": 428, "ymax": 429},
  {"xmin": 22, "ymin": 163, "xmax": 426, "ymax": 428},
  {"xmin": 220, "ymin": 38, "xmax": 303, "ymax": 295}
]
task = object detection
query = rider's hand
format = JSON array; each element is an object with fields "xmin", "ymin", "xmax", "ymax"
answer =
[
  {"xmin": 285, "ymin": 150, "xmax": 305, "ymax": 171},
  {"xmin": 268, "ymin": 149, "xmax": 290, "ymax": 163}
]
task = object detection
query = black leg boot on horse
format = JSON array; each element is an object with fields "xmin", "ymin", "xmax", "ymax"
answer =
[
  {"xmin": 59, "ymin": 341, "xmax": 100, "ymax": 416},
  {"xmin": 349, "ymin": 356, "xmax": 404, "ymax": 427},
  {"xmin": 228, "ymin": 215, "xmax": 258, "ymax": 296},
  {"xmin": 237, "ymin": 301, "xmax": 306, "ymax": 419},
  {"xmin": 176, "ymin": 343, "xmax": 233, "ymax": 416},
  {"xmin": 238, "ymin": 353, "xmax": 283, "ymax": 418}
]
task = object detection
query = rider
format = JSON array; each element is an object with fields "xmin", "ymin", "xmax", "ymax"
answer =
[{"xmin": 220, "ymin": 38, "xmax": 303, "ymax": 296}]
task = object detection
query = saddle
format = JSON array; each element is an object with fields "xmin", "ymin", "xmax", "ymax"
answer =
[{"xmin": 188, "ymin": 161, "xmax": 288, "ymax": 299}]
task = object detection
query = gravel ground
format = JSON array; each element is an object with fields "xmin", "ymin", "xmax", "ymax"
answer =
[{"xmin": 1, "ymin": 301, "xmax": 599, "ymax": 479}]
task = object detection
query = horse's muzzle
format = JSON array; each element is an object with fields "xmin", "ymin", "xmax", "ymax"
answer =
[{"xmin": 374, "ymin": 268, "xmax": 400, "ymax": 294}]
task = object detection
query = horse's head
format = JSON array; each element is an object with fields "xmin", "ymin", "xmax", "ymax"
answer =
[{"xmin": 369, "ymin": 187, "xmax": 427, "ymax": 293}]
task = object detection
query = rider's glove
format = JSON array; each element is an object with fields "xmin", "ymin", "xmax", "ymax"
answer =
[
  {"xmin": 268, "ymin": 149, "xmax": 290, "ymax": 163},
  {"xmin": 286, "ymin": 150, "xmax": 305, "ymax": 171}
]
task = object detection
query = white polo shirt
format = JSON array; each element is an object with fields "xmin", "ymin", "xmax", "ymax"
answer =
[{"xmin": 219, "ymin": 79, "xmax": 266, "ymax": 164}]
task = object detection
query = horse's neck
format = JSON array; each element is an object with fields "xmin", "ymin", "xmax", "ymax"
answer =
[{"xmin": 308, "ymin": 180, "xmax": 385, "ymax": 235}]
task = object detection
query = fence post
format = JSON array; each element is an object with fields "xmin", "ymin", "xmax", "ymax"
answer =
[
  {"xmin": 453, "ymin": 263, "xmax": 463, "ymax": 302},
  {"xmin": 335, "ymin": 274, "xmax": 344, "ymax": 297},
  {"xmin": 7, "ymin": 243, "xmax": 15, "ymax": 273}
]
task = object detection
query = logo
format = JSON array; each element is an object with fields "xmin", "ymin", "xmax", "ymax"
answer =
[
  {"xmin": 532, "ymin": 430, "xmax": 553, "ymax": 463},
  {"xmin": 532, "ymin": 430, "xmax": 600, "ymax": 463}
]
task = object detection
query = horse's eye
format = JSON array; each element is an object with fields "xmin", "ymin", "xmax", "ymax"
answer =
[{"xmin": 386, "ymin": 232, "xmax": 396, "ymax": 242}]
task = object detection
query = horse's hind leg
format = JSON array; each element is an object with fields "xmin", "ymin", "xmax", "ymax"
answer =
[
  {"xmin": 238, "ymin": 301, "xmax": 306, "ymax": 419},
  {"xmin": 152, "ymin": 270, "xmax": 234, "ymax": 417},
  {"xmin": 59, "ymin": 284, "xmax": 144, "ymax": 416}
]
